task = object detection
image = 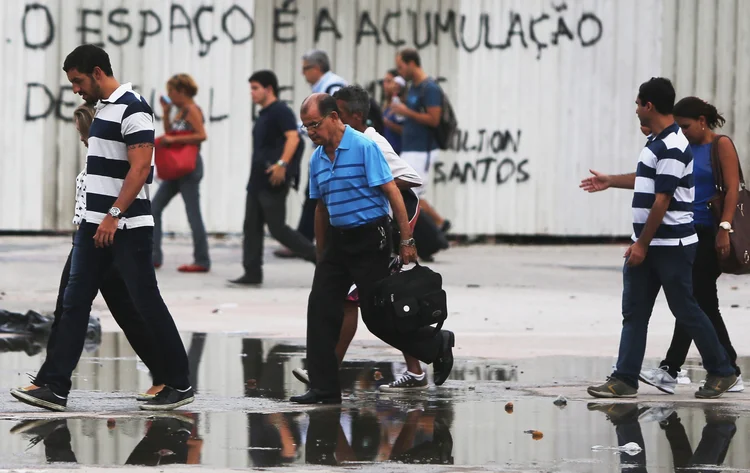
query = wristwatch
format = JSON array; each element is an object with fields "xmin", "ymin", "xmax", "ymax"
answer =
[
  {"xmin": 719, "ymin": 221, "xmax": 733, "ymax": 232},
  {"xmin": 400, "ymin": 238, "xmax": 416, "ymax": 247},
  {"xmin": 108, "ymin": 207, "xmax": 122, "ymax": 219},
  {"xmin": 276, "ymin": 160, "xmax": 287, "ymax": 168}
]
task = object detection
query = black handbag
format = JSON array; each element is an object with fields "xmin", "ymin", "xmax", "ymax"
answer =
[{"xmin": 370, "ymin": 262, "xmax": 448, "ymax": 336}]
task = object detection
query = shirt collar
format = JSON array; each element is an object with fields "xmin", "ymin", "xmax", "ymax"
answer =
[
  {"xmin": 651, "ymin": 122, "xmax": 679, "ymax": 142},
  {"xmin": 315, "ymin": 125, "xmax": 354, "ymax": 160},
  {"xmin": 312, "ymin": 72, "xmax": 333, "ymax": 92},
  {"xmin": 100, "ymin": 82, "xmax": 132, "ymax": 105},
  {"xmin": 338, "ymin": 125, "xmax": 353, "ymax": 150}
]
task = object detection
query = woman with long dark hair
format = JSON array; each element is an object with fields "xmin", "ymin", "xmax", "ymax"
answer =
[{"xmin": 640, "ymin": 97, "xmax": 743, "ymax": 393}]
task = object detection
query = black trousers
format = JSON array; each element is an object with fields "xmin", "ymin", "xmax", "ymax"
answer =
[
  {"xmin": 37, "ymin": 232, "xmax": 166, "ymax": 386},
  {"xmin": 661, "ymin": 225, "xmax": 740, "ymax": 376},
  {"xmin": 306, "ymin": 217, "xmax": 442, "ymax": 393},
  {"xmin": 35, "ymin": 223, "xmax": 190, "ymax": 396},
  {"xmin": 243, "ymin": 185, "xmax": 316, "ymax": 278}
]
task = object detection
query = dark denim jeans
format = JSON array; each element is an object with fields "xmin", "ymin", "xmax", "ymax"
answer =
[
  {"xmin": 613, "ymin": 244, "xmax": 734, "ymax": 388},
  {"xmin": 36, "ymin": 231, "xmax": 167, "ymax": 386},
  {"xmin": 661, "ymin": 225, "xmax": 740, "ymax": 376},
  {"xmin": 35, "ymin": 223, "xmax": 190, "ymax": 396}
]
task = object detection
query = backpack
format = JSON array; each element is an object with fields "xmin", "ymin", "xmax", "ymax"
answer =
[
  {"xmin": 369, "ymin": 262, "xmax": 448, "ymax": 336},
  {"xmin": 420, "ymin": 80, "xmax": 458, "ymax": 151}
]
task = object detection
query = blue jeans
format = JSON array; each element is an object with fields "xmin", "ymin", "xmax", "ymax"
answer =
[
  {"xmin": 613, "ymin": 244, "xmax": 734, "ymax": 388},
  {"xmin": 36, "ymin": 223, "xmax": 190, "ymax": 396},
  {"xmin": 152, "ymin": 156, "xmax": 210, "ymax": 268}
]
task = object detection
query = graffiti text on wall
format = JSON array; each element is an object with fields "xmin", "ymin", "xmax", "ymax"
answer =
[
  {"xmin": 434, "ymin": 129, "xmax": 529, "ymax": 186},
  {"xmin": 21, "ymin": 2, "xmax": 602, "ymax": 59}
]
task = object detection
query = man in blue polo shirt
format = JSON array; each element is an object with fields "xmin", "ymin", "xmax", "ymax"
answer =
[{"xmin": 290, "ymin": 93, "xmax": 455, "ymax": 404}]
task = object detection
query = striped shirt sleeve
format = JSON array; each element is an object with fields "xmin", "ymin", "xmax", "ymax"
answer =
[
  {"xmin": 654, "ymin": 147, "xmax": 689, "ymax": 194},
  {"xmin": 121, "ymin": 101, "xmax": 155, "ymax": 146}
]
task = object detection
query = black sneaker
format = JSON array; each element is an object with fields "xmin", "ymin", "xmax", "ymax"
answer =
[
  {"xmin": 379, "ymin": 371, "xmax": 429, "ymax": 392},
  {"xmin": 433, "ymin": 331, "xmax": 455, "ymax": 386},
  {"xmin": 10, "ymin": 386, "xmax": 67, "ymax": 412},
  {"xmin": 139, "ymin": 386, "xmax": 195, "ymax": 411}
]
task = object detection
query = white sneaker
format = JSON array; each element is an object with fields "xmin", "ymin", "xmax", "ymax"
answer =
[
  {"xmin": 639, "ymin": 366, "xmax": 677, "ymax": 394},
  {"xmin": 702, "ymin": 375, "xmax": 744, "ymax": 393},
  {"xmin": 292, "ymin": 368, "xmax": 310, "ymax": 385},
  {"xmin": 639, "ymin": 407, "xmax": 675, "ymax": 423},
  {"xmin": 676, "ymin": 369, "xmax": 691, "ymax": 385}
]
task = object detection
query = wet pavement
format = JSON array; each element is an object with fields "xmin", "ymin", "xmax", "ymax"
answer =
[{"xmin": 1, "ymin": 332, "xmax": 750, "ymax": 471}]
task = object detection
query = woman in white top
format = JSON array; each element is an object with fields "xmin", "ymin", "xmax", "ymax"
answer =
[{"xmin": 17, "ymin": 104, "xmax": 167, "ymax": 402}]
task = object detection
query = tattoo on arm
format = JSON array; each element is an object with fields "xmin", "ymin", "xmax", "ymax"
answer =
[{"xmin": 127, "ymin": 143, "xmax": 154, "ymax": 150}]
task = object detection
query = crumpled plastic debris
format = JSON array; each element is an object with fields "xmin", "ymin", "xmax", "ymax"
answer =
[
  {"xmin": 0, "ymin": 309, "xmax": 101, "ymax": 353},
  {"xmin": 553, "ymin": 395, "xmax": 568, "ymax": 406},
  {"xmin": 592, "ymin": 442, "xmax": 642, "ymax": 456}
]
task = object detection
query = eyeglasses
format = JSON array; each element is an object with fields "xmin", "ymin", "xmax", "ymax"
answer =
[
  {"xmin": 302, "ymin": 65, "xmax": 316, "ymax": 72},
  {"xmin": 301, "ymin": 114, "xmax": 329, "ymax": 133}
]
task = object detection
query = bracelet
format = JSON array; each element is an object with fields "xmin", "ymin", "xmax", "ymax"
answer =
[
  {"xmin": 276, "ymin": 160, "xmax": 287, "ymax": 168},
  {"xmin": 400, "ymin": 238, "xmax": 416, "ymax": 247}
]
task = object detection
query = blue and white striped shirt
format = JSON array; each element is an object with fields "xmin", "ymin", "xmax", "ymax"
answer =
[
  {"xmin": 86, "ymin": 83, "xmax": 155, "ymax": 229},
  {"xmin": 632, "ymin": 123, "xmax": 697, "ymax": 246}
]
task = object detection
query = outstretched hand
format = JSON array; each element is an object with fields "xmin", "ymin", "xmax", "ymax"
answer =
[{"xmin": 579, "ymin": 169, "xmax": 611, "ymax": 193}]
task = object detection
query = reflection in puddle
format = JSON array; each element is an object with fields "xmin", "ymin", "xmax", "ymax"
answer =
[
  {"xmin": 1, "ymin": 333, "xmax": 750, "ymax": 471},
  {"xmin": 5, "ymin": 403, "xmax": 750, "ymax": 470}
]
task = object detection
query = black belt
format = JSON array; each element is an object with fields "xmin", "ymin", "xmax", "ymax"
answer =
[{"xmin": 330, "ymin": 216, "xmax": 390, "ymax": 236}]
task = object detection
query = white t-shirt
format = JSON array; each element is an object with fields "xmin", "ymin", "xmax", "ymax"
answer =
[{"xmin": 363, "ymin": 127, "xmax": 422, "ymax": 186}]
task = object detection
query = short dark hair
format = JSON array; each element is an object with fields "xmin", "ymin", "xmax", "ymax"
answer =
[
  {"xmin": 333, "ymin": 85, "xmax": 370, "ymax": 118},
  {"xmin": 63, "ymin": 44, "xmax": 113, "ymax": 76},
  {"xmin": 387, "ymin": 68, "xmax": 398, "ymax": 78},
  {"xmin": 249, "ymin": 70, "xmax": 279, "ymax": 97},
  {"xmin": 399, "ymin": 48, "xmax": 421, "ymax": 67},
  {"xmin": 673, "ymin": 96, "xmax": 726, "ymax": 129},
  {"xmin": 301, "ymin": 94, "xmax": 340, "ymax": 117},
  {"xmin": 637, "ymin": 77, "xmax": 675, "ymax": 115}
]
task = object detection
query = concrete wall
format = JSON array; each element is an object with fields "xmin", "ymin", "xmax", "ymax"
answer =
[{"xmin": 1, "ymin": 0, "xmax": 749, "ymax": 236}]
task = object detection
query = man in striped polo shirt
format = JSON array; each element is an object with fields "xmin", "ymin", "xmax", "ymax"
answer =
[
  {"xmin": 289, "ymin": 93, "xmax": 455, "ymax": 404},
  {"xmin": 581, "ymin": 77, "xmax": 737, "ymax": 399},
  {"xmin": 11, "ymin": 45, "xmax": 193, "ymax": 412}
]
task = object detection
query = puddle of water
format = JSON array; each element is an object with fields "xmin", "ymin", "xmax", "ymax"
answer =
[
  {"xmin": 1, "ymin": 402, "xmax": 749, "ymax": 470},
  {"xmin": 0, "ymin": 332, "xmax": 749, "ymax": 471}
]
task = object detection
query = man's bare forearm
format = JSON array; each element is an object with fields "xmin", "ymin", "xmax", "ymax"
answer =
[
  {"xmin": 611, "ymin": 173, "xmax": 636, "ymax": 189},
  {"xmin": 279, "ymin": 134, "xmax": 299, "ymax": 165},
  {"xmin": 382, "ymin": 182, "xmax": 412, "ymax": 241},
  {"xmin": 112, "ymin": 145, "xmax": 153, "ymax": 213},
  {"xmin": 112, "ymin": 166, "xmax": 152, "ymax": 213},
  {"xmin": 636, "ymin": 193, "xmax": 671, "ymax": 247},
  {"xmin": 314, "ymin": 201, "xmax": 328, "ymax": 260},
  {"xmin": 402, "ymin": 108, "xmax": 440, "ymax": 127}
]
